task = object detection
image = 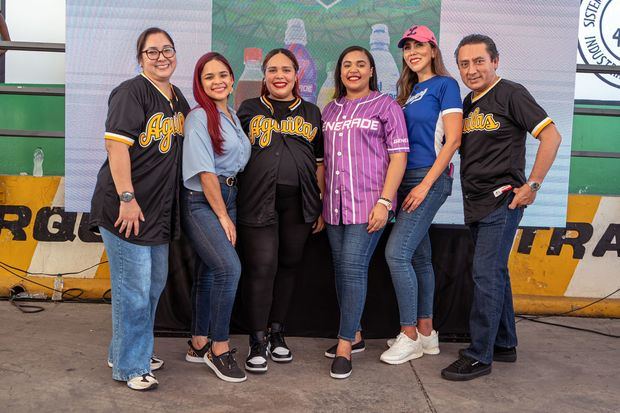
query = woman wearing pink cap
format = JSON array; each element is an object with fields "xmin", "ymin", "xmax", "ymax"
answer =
[{"xmin": 380, "ymin": 25, "xmax": 463, "ymax": 364}]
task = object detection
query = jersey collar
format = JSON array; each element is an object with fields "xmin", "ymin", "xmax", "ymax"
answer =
[
  {"xmin": 471, "ymin": 77, "xmax": 501, "ymax": 103},
  {"xmin": 140, "ymin": 72, "xmax": 178, "ymax": 107},
  {"xmin": 260, "ymin": 95, "xmax": 302, "ymax": 114}
]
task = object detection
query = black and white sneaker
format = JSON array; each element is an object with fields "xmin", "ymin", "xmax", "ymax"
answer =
[
  {"xmin": 330, "ymin": 356, "xmax": 352, "ymax": 379},
  {"xmin": 245, "ymin": 331, "xmax": 268, "ymax": 373},
  {"xmin": 204, "ymin": 347, "xmax": 247, "ymax": 383},
  {"xmin": 186, "ymin": 339, "xmax": 210, "ymax": 363},
  {"xmin": 108, "ymin": 355, "xmax": 164, "ymax": 371},
  {"xmin": 268, "ymin": 331, "xmax": 293, "ymax": 363},
  {"xmin": 127, "ymin": 373, "xmax": 158, "ymax": 391},
  {"xmin": 441, "ymin": 355, "xmax": 492, "ymax": 381},
  {"xmin": 324, "ymin": 340, "xmax": 366, "ymax": 359}
]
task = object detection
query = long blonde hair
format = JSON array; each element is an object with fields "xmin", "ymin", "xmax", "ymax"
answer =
[{"xmin": 396, "ymin": 43, "xmax": 450, "ymax": 106}]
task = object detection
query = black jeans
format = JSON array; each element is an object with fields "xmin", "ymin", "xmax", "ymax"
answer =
[{"xmin": 238, "ymin": 184, "xmax": 314, "ymax": 332}]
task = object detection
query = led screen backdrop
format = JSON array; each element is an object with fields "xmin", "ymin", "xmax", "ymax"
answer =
[{"xmin": 66, "ymin": 0, "xmax": 578, "ymax": 227}]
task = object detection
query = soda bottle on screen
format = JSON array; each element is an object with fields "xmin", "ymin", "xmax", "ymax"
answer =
[
  {"xmin": 317, "ymin": 61, "xmax": 335, "ymax": 111},
  {"xmin": 370, "ymin": 24, "xmax": 400, "ymax": 99},
  {"xmin": 285, "ymin": 18, "xmax": 317, "ymax": 104},
  {"xmin": 234, "ymin": 48, "xmax": 263, "ymax": 110}
]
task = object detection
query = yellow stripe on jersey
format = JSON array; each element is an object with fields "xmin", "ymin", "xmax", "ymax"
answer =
[
  {"xmin": 471, "ymin": 77, "xmax": 502, "ymax": 103},
  {"xmin": 105, "ymin": 132, "xmax": 134, "ymax": 146},
  {"xmin": 531, "ymin": 117, "xmax": 553, "ymax": 138}
]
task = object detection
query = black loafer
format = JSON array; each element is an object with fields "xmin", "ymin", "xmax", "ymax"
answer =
[
  {"xmin": 459, "ymin": 346, "xmax": 517, "ymax": 363},
  {"xmin": 330, "ymin": 356, "xmax": 352, "ymax": 379},
  {"xmin": 324, "ymin": 340, "xmax": 365, "ymax": 358}
]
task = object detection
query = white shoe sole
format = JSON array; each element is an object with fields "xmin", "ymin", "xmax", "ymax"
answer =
[
  {"xmin": 330, "ymin": 370, "xmax": 352, "ymax": 379},
  {"xmin": 185, "ymin": 354, "xmax": 205, "ymax": 363},
  {"xmin": 203, "ymin": 356, "xmax": 247, "ymax": 383},
  {"xmin": 380, "ymin": 351, "xmax": 424, "ymax": 365},
  {"xmin": 245, "ymin": 364, "xmax": 268, "ymax": 373},
  {"xmin": 423, "ymin": 347, "xmax": 440, "ymax": 355}
]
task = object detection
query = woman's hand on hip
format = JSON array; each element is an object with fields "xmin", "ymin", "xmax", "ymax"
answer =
[
  {"xmin": 367, "ymin": 203, "xmax": 388, "ymax": 233},
  {"xmin": 218, "ymin": 214, "xmax": 237, "ymax": 246},
  {"xmin": 115, "ymin": 199, "xmax": 145, "ymax": 238}
]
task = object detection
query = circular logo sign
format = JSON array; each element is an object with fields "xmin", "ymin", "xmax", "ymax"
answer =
[{"xmin": 578, "ymin": 0, "xmax": 620, "ymax": 89}]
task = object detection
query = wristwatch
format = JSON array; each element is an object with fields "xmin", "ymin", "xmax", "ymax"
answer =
[
  {"xmin": 119, "ymin": 191, "xmax": 135, "ymax": 202},
  {"xmin": 377, "ymin": 197, "xmax": 392, "ymax": 211},
  {"xmin": 526, "ymin": 181, "xmax": 541, "ymax": 192}
]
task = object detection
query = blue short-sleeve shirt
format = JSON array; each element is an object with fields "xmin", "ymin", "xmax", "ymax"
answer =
[
  {"xmin": 402, "ymin": 75, "xmax": 462, "ymax": 169},
  {"xmin": 182, "ymin": 107, "xmax": 251, "ymax": 191}
]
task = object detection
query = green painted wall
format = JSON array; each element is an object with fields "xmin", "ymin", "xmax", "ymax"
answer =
[
  {"xmin": 0, "ymin": 85, "xmax": 64, "ymax": 175},
  {"xmin": 0, "ymin": 86, "xmax": 618, "ymax": 195}
]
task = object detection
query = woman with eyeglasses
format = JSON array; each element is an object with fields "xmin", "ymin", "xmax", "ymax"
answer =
[
  {"xmin": 181, "ymin": 52, "xmax": 250, "ymax": 383},
  {"xmin": 90, "ymin": 27, "xmax": 190, "ymax": 391}
]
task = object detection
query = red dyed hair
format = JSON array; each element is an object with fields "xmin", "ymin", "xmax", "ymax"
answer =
[{"xmin": 192, "ymin": 52, "xmax": 235, "ymax": 155}]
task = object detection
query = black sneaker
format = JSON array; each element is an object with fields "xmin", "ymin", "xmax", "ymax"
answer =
[
  {"xmin": 204, "ymin": 347, "xmax": 247, "ymax": 383},
  {"xmin": 186, "ymin": 339, "xmax": 209, "ymax": 363},
  {"xmin": 245, "ymin": 331, "xmax": 268, "ymax": 373},
  {"xmin": 458, "ymin": 346, "xmax": 517, "ymax": 363},
  {"xmin": 268, "ymin": 330, "xmax": 293, "ymax": 363},
  {"xmin": 330, "ymin": 356, "xmax": 352, "ymax": 379},
  {"xmin": 441, "ymin": 355, "xmax": 492, "ymax": 381},
  {"xmin": 324, "ymin": 340, "xmax": 366, "ymax": 359},
  {"xmin": 108, "ymin": 355, "xmax": 164, "ymax": 371}
]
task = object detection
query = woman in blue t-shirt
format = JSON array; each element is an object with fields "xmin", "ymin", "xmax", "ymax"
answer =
[
  {"xmin": 380, "ymin": 25, "xmax": 463, "ymax": 364},
  {"xmin": 181, "ymin": 52, "xmax": 251, "ymax": 382}
]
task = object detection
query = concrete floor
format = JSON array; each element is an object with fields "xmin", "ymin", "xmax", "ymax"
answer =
[{"xmin": 0, "ymin": 302, "xmax": 618, "ymax": 413}]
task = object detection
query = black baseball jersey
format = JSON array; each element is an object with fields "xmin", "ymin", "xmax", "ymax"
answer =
[
  {"xmin": 236, "ymin": 95, "xmax": 324, "ymax": 226},
  {"xmin": 90, "ymin": 73, "xmax": 190, "ymax": 245},
  {"xmin": 460, "ymin": 78, "xmax": 553, "ymax": 224}
]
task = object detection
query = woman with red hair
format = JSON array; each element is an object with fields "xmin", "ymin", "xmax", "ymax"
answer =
[{"xmin": 181, "ymin": 52, "xmax": 251, "ymax": 383}]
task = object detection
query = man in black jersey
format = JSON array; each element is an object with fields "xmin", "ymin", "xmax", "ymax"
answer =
[{"xmin": 442, "ymin": 34, "xmax": 562, "ymax": 381}]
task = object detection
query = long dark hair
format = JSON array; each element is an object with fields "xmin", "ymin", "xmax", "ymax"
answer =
[
  {"xmin": 136, "ymin": 27, "xmax": 174, "ymax": 63},
  {"xmin": 260, "ymin": 48, "xmax": 301, "ymax": 99},
  {"xmin": 396, "ymin": 42, "xmax": 450, "ymax": 106},
  {"xmin": 333, "ymin": 46, "xmax": 378, "ymax": 100},
  {"xmin": 192, "ymin": 52, "xmax": 235, "ymax": 155}
]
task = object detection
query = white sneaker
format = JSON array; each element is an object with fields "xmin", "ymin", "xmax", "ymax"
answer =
[
  {"xmin": 387, "ymin": 330, "xmax": 440, "ymax": 355},
  {"xmin": 380, "ymin": 332, "xmax": 423, "ymax": 365},
  {"xmin": 127, "ymin": 373, "xmax": 158, "ymax": 391},
  {"xmin": 419, "ymin": 330, "xmax": 440, "ymax": 355}
]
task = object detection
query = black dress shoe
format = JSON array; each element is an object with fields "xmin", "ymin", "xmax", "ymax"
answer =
[
  {"xmin": 459, "ymin": 346, "xmax": 517, "ymax": 363},
  {"xmin": 441, "ymin": 355, "xmax": 492, "ymax": 381},
  {"xmin": 330, "ymin": 356, "xmax": 352, "ymax": 379}
]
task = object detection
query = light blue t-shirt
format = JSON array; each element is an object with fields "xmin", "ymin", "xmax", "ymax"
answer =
[
  {"xmin": 402, "ymin": 75, "xmax": 462, "ymax": 169},
  {"xmin": 183, "ymin": 107, "xmax": 251, "ymax": 191}
]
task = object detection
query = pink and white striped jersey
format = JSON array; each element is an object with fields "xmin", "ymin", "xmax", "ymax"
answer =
[{"xmin": 322, "ymin": 91, "xmax": 409, "ymax": 225}]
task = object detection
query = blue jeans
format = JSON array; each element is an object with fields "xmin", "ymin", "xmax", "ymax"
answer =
[
  {"xmin": 385, "ymin": 168, "xmax": 452, "ymax": 326},
  {"xmin": 181, "ymin": 185, "xmax": 241, "ymax": 342},
  {"xmin": 326, "ymin": 223, "xmax": 384, "ymax": 341},
  {"xmin": 100, "ymin": 227, "xmax": 168, "ymax": 381},
  {"xmin": 464, "ymin": 195, "xmax": 524, "ymax": 364}
]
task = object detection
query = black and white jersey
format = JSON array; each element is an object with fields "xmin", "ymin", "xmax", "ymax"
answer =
[
  {"xmin": 460, "ymin": 78, "xmax": 553, "ymax": 224},
  {"xmin": 236, "ymin": 95, "xmax": 324, "ymax": 227},
  {"xmin": 90, "ymin": 73, "xmax": 190, "ymax": 245}
]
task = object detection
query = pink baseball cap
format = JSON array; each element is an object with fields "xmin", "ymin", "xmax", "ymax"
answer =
[{"xmin": 397, "ymin": 25, "xmax": 437, "ymax": 48}]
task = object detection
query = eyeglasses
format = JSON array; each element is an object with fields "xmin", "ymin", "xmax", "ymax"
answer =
[{"xmin": 142, "ymin": 47, "xmax": 176, "ymax": 61}]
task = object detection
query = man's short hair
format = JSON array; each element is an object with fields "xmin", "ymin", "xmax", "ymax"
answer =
[{"xmin": 454, "ymin": 34, "xmax": 499, "ymax": 62}]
